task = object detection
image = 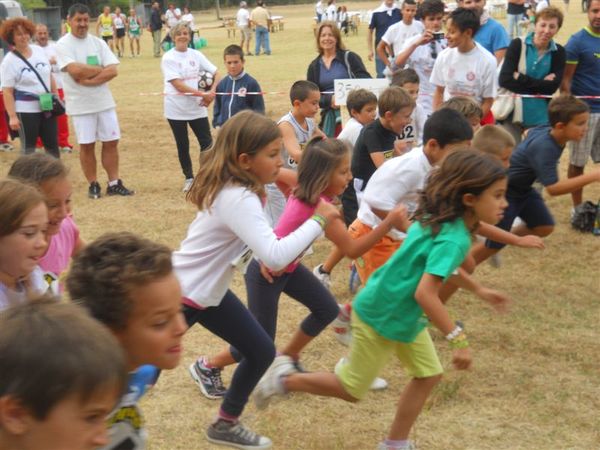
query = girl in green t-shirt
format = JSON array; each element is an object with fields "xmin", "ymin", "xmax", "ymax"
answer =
[{"xmin": 254, "ymin": 150, "xmax": 512, "ymax": 450}]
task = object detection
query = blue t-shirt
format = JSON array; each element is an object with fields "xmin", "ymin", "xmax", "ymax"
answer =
[
  {"xmin": 475, "ymin": 18, "xmax": 509, "ymax": 57},
  {"xmin": 369, "ymin": 8, "xmax": 402, "ymax": 45},
  {"xmin": 318, "ymin": 58, "xmax": 351, "ymax": 93},
  {"xmin": 507, "ymin": 126, "xmax": 563, "ymax": 197},
  {"xmin": 565, "ymin": 27, "xmax": 600, "ymax": 113}
]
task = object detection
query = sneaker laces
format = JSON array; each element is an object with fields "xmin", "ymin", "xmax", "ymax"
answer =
[
  {"xmin": 230, "ymin": 422, "xmax": 259, "ymax": 444},
  {"xmin": 209, "ymin": 368, "xmax": 225, "ymax": 391}
]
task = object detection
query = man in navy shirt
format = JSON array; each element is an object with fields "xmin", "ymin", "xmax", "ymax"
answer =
[
  {"xmin": 368, "ymin": 0, "xmax": 402, "ymax": 77},
  {"xmin": 561, "ymin": 0, "xmax": 600, "ymax": 208}
]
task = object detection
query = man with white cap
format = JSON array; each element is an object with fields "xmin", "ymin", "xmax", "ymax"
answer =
[{"xmin": 237, "ymin": 1, "xmax": 252, "ymax": 55}]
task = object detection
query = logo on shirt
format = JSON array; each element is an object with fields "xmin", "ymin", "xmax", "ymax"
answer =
[
  {"xmin": 466, "ymin": 71, "xmax": 476, "ymax": 81},
  {"xmin": 238, "ymin": 87, "xmax": 247, "ymax": 98}
]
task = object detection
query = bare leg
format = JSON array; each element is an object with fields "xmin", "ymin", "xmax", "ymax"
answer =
[
  {"xmin": 567, "ymin": 164, "xmax": 584, "ymax": 207},
  {"xmin": 129, "ymin": 38, "xmax": 134, "ymax": 56},
  {"xmin": 136, "ymin": 38, "xmax": 140, "ymax": 55},
  {"xmin": 100, "ymin": 139, "xmax": 119, "ymax": 181},
  {"xmin": 208, "ymin": 348, "xmax": 237, "ymax": 369},
  {"xmin": 281, "ymin": 329, "xmax": 314, "ymax": 362},
  {"xmin": 79, "ymin": 143, "xmax": 97, "ymax": 183},
  {"xmin": 322, "ymin": 246, "xmax": 345, "ymax": 273},
  {"xmin": 284, "ymin": 371, "xmax": 357, "ymax": 402},
  {"xmin": 387, "ymin": 375, "xmax": 442, "ymax": 440},
  {"xmin": 511, "ymin": 223, "xmax": 554, "ymax": 238},
  {"xmin": 109, "ymin": 39, "xmax": 114, "ymax": 52}
]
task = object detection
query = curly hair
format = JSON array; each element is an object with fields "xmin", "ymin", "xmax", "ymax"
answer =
[
  {"xmin": 66, "ymin": 232, "xmax": 173, "ymax": 330},
  {"xmin": 0, "ymin": 18, "xmax": 36, "ymax": 45},
  {"xmin": 413, "ymin": 149, "xmax": 506, "ymax": 234}
]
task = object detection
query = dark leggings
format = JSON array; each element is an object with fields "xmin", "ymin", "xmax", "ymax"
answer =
[
  {"xmin": 17, "ymin": 112, "xmax": 59, "ymax": 158},
  {"xmin": 167, "ymin": 117, "xmax": 212, "ymax": 179},
  {"xmin": 183, "ymin": 290, "xmax": 275, "ymax": 418},
  {"xmin": 230, "ymin": 259, "xmax": 339, "ymax": 361}
]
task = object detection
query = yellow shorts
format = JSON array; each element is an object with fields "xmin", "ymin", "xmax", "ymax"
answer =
[
  {"xmin": 348, "ymin": 219, "xmax": 402, "ymax": 285},
  {"xmin": 337, "ymin": 312, "xmax": 443, "ymax": 400}
]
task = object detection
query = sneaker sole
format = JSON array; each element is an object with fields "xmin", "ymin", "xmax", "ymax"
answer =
[
  {"xmin": 188, "ymin": 363, "xmax": 224, "ymax": 400},
  {"xmin": 206, "ymin": 433, "xmax": 272, "ymax": 450}
]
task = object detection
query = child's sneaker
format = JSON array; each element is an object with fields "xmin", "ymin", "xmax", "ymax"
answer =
[
  {"xmin": 312, "ymin": 264, "xmax": 331, "ymax": 290},
  {"xmin": 206, "ymin": 419, "xmax": 272, "ymax": 449},
  {"xmin": 88, "ymin": 181, "xmax": 102, "ymax": 199},
  {"xmin": 254, "ymin": 355, "xmax": 296, "ymax": 410},
  {"xmin": 189, "ymin": 357, "xmax": 227, "ymax": 399},
  {"xmin": 182, "ymin": 178, "xmax": 194, "ymax": 193},
  {"xmin": 334, "ymin": 357, "xmax": 388, "ymax": 391},
  {"xmin": 332, "ymin": 303, "xmax": 352, "ymax": 346},
  {"xmin": 106, "ymin": 179, "xmax": 135, "ymax": 196},
  {"xmin": 349, "ymin": 264, "xmax": 361, "ymax": 294},
  {"xmin": 377, "ymin": 441, "xmax": 416, "ymax": 450}
]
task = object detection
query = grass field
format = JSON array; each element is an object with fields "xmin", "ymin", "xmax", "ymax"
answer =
[{"xmin": 1, "ymin": 2, "xmax": 599, "ymax": 449}]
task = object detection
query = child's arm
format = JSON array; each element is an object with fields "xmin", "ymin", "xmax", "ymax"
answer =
[
  {"xmin": 481, "ymin": 97, "xmax": 493, "ymax": 118},
  {"xmin": 545, "ymin": 170, "xmax": 600, "ymax": 196},
  {"xmin": 274, "ymin": 168, "xmax": 297, "ymax": 198},
  {"xmin": 477, "ymin": 222, "xmax": 544, "ymax": 249},
  {"xmin": 279, "ymin": 121, "xmax": 303, "ymax": 164},
  {"xmin": 447, "ymin": 267, "xmax": 511, "ymax": 312},
  {"xmin": 394, "ymin": 31, "xmax": 430, "ymax": 68},
  {"xmin": 432, "ymin": 85, "xmax": 444, "ymax": 111},
  {"xmin": 324, "ymin": 204, "xmax": 410, "ymax": 258}
]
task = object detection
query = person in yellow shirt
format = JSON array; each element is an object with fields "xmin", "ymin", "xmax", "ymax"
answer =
[
  {"xmin": 250, "ymin": 0, "xmax": 271, "ymax": 55},
  {"xmin": 96, "ymin": 5, "xmax": 115, "ymax": 52}
]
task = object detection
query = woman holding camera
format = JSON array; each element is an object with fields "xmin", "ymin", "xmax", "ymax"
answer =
[{"xmin": 0, "ymin": 18, "xmax": 59, "ymax": 157}]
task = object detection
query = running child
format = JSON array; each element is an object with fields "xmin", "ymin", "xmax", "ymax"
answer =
[
  {"xmin": 391, "ymin": 68, "xmax": 427, "ymax": 150},
  {"xmin": 441, "ymin": 96, "xmax": 483, "ymax": 132},
  {"xmin": 473, "ymin": 95, "xmax": 600, "ymax": 263},
  {"xmin": 8, "ymin": 153, "xmax": 85, "ymax": 294},
  {"xmin": 96, "ymin": 6, "xmax": 114, "ymax": 52},
  {"xmin": 254, "ymin": 150, "xmax": 512, "ymax": 450},
  {"xmin": 265, "ymin": 80, "xmax": 323, "ymax": 226},
  {"xmin": 173, "ymin": 110, "xmax": 339, "ymax": 449},
  {"xmin": 67, "ymin": 232, "xmax": 186, "ymax": 450},
  {"xmin": 113, "ymin": 7, "xmax": 126, "ymax": 57},
  {"xmin": 127, "ymin": 7, "xmax": 142, "ymax": 57},
  {"xmin": 191, "ymin": 137, "xmax": 408, "ymax": 399},
  {"xmin": 472, "ymin": 124, "xmax": 516, "ymax": 168},
  {"xmin": 212, "ymin": 44, "xmax": 265, "ymax": 128},
  {"xmin": 0, "ymin": 178, "xmax": 47, "ymax": 310},
  {"xmin": 0, "ymin": 298, "xmax": 127, "ymax": 450}
]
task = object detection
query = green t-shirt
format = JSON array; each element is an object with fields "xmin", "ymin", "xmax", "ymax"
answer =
[{"xmin": 354, "ymin": 218, "xmax": 471, "ymax": 343}]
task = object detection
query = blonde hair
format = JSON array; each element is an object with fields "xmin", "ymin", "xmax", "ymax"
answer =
[
  {"xmin": 378, "ymin": 86, "xmax": 415, "ymax": 115},
  {"xmin": 441, "ymin": 96, "xmax": 483, "ymax": 121},
  {"xmin": 472, "ymin": 125, "xmax": 515, "ymax": 158},
  {"xmin": 294, "ymin": 137, "xmax": 349, "ymax": 205},
  {"xmin": 187, "ymin": 111, "xmax": 281, "ymax": 210},
  {"xmin": 0, "ymin": 178, "xmax": 45, "ymax": 238}
]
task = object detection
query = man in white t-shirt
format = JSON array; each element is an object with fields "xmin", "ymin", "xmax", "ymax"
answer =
[
  {"xmin": 237, "ymin": 2, "xmax": 252, "ymax": 56},
  {"xmin": 377, "ymin": 0, "xmax": 423, "ymax": 74},
  {"xmin": 35, "ymin": 23, "xmax": 73, "ymax": 153},
  {"xmin": 57, "ymin": 3, "xmax": 134, "ymax": 199},
  {"xmin": 430, "ymin": 7, "xmax": 497, "ymax": 123}
]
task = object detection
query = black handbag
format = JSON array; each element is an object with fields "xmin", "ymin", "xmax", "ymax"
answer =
[{"xmin": 12, "ymin": 49, "xmax": 65, "ymax": 117}]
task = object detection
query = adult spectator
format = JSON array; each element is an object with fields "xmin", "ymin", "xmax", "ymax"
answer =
[
  {"xmin": 561, "ymin": 0, "xmax": 600, "ymax": 207},
  {"xmin": 250, "ymin": 0, "xmax": 271, "ymax": 56},
  {"xmin": 307, "ymin": 22, "xmax": 371, "ymax": 136},
  {"xmin": 0, "ymin": 18, "xmax": 59, "ymax": 158},
  {"xmin": 57, "ymin": 3, "xmax": 134, "ymax": 198},
  {"xmin": 96, "ymin": 5, "xmax": 114, "ymax": 53},
  {"xmin": 237, "ymin": 1, "xmax": 252, "ymax": 55},
  {"xmin": 181, "ymin": 6, "xmax": 196, "ymax": 45},
  {"xmin": 149, "ymin": 1, "xmax": 163, "ymax": 58},
  {"xmin": 316, "ymin": 0, "xmax": 324, "ymax": 22},
  {"xmin": 506, "ymin": 0, "xmax": 526, "ymax": 39},
  {"xmin": 368, "ymin": 0, "xmax": 401, "ymax": 78},
  {"xmin": 325, "ymin": 0, "xmax": 337, "ymax": 21},
  {"xmin": 35, "ymin": 23, "xmax": 73, "ymax": 153},
  {"xmin": 113, "ymin": 6, "xmax": 126, "ymax": 58},
  {"xmin": 459, "ymin": 0, "xmax": 509, "ymax": 64},
  {"xmin": 498, "ymin": 6, "xmax": 565, "ymax": 142},
  {"xmin": 161, "ymin": 22, "xmax": 218, "ymax": 193},
  {"xmin": 164, "ymin": 3, "xmax": 181, "ymax": 30}
]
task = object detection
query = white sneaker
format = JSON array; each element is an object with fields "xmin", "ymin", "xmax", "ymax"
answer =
[
  {"xmin": 182, "ymin": 178, "xmax": 194, "ymax": 193},
  {"xmin": 0, "ymin": 143, "xmax": 14, "ymax": 152},
  {"xmin": 335, "ymin": 329, "xmax": 352, "ymax": 346},
  {"xmin": 377, "ymin": 441, "xmax": 416, "ymax": 450},
  {"xmin": 334, "ymin": 357, "xmax": 388, "ymax": 391},
  {"xmin": 312, "ymin": 264, "xmax": 331, "ymax": 290},
  {"xmin": 254, "ymin": 355, "xmax": 296, "ymax": 410}
]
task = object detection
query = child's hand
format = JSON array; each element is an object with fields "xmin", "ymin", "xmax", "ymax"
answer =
[
  {"xmin": 386, "ymin": 204, "xmax": 410, "ymax": 232},
  {"xmin": 393, "ymin": 140, "xmax": 409, "ymax": 156},
  {"xmin": 516, "ymin": 235, "xmax": 545, "ymax": 249},
  {"xmin": 476, "ymin": 287, "xmax": 511, "ymax": 313},
  {"xmin": 315, "ymin": 200, "xmax": 341, "ymax": 225},
  {"xmin": 202, "ymin": 91, "xmax": 215, "ymax": 106},
  {"xmin": 452, "ymin": 348, "xmax": 472, "ymax": 370},
  {"xmin": 259, "ymin": 262, "xmax": 285, "ymax": 283}
]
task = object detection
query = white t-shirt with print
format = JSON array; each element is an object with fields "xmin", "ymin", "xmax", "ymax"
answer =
[
  {"xmin": 237, "ymin": 8, "xmax": 250, "ymax": 27},
  {"xmin": 165, "ymin": 8, "xmax": 181, "ymax": 28},
  {"xmin": 398, "ymin": 103, "xmax": 426, "ymax": 148},
  {"xmin": 113, "ymin": 13, "xmax": 126, "ymax": 29},
  {"xmin": 161, "ymin": 48, "xmax": 217, "ymax": 120},
  {"xmin": 429, "ymin": 42, "xmax": 497, "ymax": 104},
  {"xmin": 39, "ymin": 42, "xmax": 63, "ymax": 89},
  {"xmin": 56, "ymin": 33, "xmax": 119, "ymax": 116},
  {"xmin": 0, "ymin": 45, "xmax": 52, "ymax": 113},
  {"xmin": 381, "ymin": 20, "xmax": 424, "ymax": 57}
]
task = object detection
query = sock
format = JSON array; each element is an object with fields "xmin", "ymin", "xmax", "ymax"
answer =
[
  {"xmin": 201, "ymin": 356, "xmax": 214, "ymax": 369},
  {"xmin": 384, "ymin": 439, "xmax": 409, "ymax": 449},
  {"xmin": 108, "ymin": 179, "xmax": 119, "ymax": 187},
  {"xmin": 318, "ymin": 265, "xmax": 330, "ymax": 275},
  {"xmin": 216, "ymin": 408, "xmax": 238, "ymax": 424}
]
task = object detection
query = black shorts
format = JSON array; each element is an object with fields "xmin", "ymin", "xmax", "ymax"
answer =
[
  {"xmin": 101, "ymin": 35, "xmax": 113, "ymax": 43},
  {"xmin": 116, "ymin": 28, "xmax": 125, "ymax": 38}
]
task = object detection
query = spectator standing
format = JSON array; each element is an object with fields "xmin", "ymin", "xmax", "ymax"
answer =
[
  {"xmin": 561, "ymin": 0, "xmax": 600, "ymax": 208},
  {"xmin": 459, "ymin": 0, "xmax": 509, "ymax": 64},
  {"xmin": 56, "ymin": 3, "xmax": 134, "ymax": 198},
  {"xmin": 34, "ymin": 23, "xmax": 73, "ymax": 153},
  {"xmin": 325, "ymin": 0, "xmax": 337, "ymax": 21},
  {"xmin": 181, "ymin": 6, "xmax": 196, "ymax": 46},
  {"xmin": 251, "ymin": 0, "xmax": 271, "ymax": 56},
  {"xmin": 506, "ymin": 0, "xmax": 526, "ymax": 39},
  {"xmin": 113, "ymin": 6, "xmax": 126, "ymax": 58},
  {"xmin": 149, "ymin": 1, "xmax": 163, "ymax": 57},
  {"xmin": 368, "ymin": 0, "xmax": 401, "ymax": 78},
  {"xmin": 237, "ymin": 1, "xmax": 253, "ymax": 56},
  {"xmin": 165, "ymin": 3, "xmax": 181, "ymax": 30},
  {"xmin": 316, "ymin": 0, "xmax": 324, "ymax": 22}
]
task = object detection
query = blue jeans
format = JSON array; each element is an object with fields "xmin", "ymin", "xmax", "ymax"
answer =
[
  {"xmin": 506, "ymin": 13, "xmax": 523, "ymax": 39},
  {"xmin": 375, "ymin": 55, "xmax": 386, "ymax": 78},
  {"xmin": 255, "ymin": 26, "xmax": 271, "ymax": 55}
]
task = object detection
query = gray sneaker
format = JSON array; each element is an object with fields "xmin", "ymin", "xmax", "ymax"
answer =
[
  {"xmin": 189, "ymin": 358, "xmax": 227, "ymax": 399},
  {"xmin": 253, "ymin": 355, "xmax": 297, "ymax": 410},
  {"xmin": 206, "ymin": 419, "xmax": 272, "ymax": 449}
]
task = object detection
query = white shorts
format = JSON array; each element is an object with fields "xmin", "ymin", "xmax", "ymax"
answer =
[
  {"xmin": 72, "ymin": 109, "xmax": 121, "ymax": 144},
  {"xmin": 569, "ymin": 112, "xmax": 600, "ymax": 167}
]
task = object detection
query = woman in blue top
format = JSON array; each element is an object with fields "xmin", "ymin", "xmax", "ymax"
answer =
[{"xmin": 498, "ymin": 6, "xmax": 566, "ymax": 143}]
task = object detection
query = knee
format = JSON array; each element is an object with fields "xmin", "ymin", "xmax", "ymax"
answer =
[
  {"xmin": 415, "ymin": 373, "xmax": 443, "ymax": 388},
  {"xmin": 462, "ymin": 254, "xmax": 477, "ymax": 274},
  {"xmin": 534, "ymin": 225, "xmax": 554, "ymax": 238},
  {"xmin": 322, "ymin": 299, "xmax": 341, "ymax": 325}
]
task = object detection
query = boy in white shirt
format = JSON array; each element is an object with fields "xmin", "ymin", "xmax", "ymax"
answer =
[
  {"xmin": 391, "ymin": 68, "xmax": 427, "ymax": 151},
  {"xmin": 430, "ymin": 7, "xmax": 497, "ymax": 124},
  {"xmin": 378, "ymin": 0, "xmax": 424, "ymax": 76}
]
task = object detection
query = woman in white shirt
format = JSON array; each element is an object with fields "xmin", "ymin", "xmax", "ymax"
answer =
[
  {"xmin": 0, "ymin": 18, "xmax": 59, "ymax": 157},
  {"xmin": 161, "ymin": 22, "xmax": 219, "ymax": 192},
  {"xmin": 181, "ymin": 6, "xmax": 196, "ymax": 47}
]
